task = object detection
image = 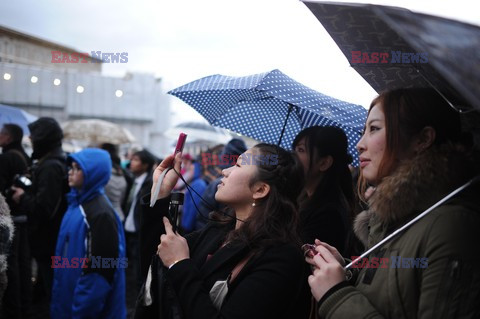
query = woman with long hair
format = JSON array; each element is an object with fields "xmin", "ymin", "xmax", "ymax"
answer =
[
  {"xmin": 145, "ymin": 143, "xmax": 306, "ymax": 318},
  {"xmin": 307, "ymin": 88, "xmax": 480, "ymax": 318},
  {"xmin": 293, "ymin": 126, "xmax": 355, "ymax": 254}
]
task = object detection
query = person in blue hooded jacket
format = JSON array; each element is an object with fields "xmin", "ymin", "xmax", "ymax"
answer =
[{"xmin": 51, "ymin": 148, "xmax": 126, "ymax": 319}]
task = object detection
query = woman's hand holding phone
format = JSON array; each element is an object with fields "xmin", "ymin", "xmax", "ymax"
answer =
[
  {"xmin": 150, "ymin": 152, "xmax": 183, "ymax": 201},
  {"xmin": 150, "ymin": 133, "xmax": 187, "ymax": 205},
  {"xmin": 158, "ymin": 217, "xmax": 189, "ymax": 268}
]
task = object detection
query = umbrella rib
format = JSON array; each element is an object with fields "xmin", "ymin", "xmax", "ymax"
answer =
[
  {"xmin": 278, "ymin": 104, "xmax": 296, "ymax": 146},
  {"xmin": 415, "ymin": 69, "xmax": 474, "ymax": 114}
]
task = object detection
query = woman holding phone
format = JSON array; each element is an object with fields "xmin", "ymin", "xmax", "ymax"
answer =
[
  {"xmin": 144, "ymin": 143, "xmax": 306, "ymax": 318},
  {"xmin": 306, "ymin": 88, "xmax": 480, "ymax": 318}
]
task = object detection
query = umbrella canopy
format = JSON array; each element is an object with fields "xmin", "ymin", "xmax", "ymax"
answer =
[
  {"xmin": 168, "ymin": 69, "xmax": 367, "ymax": 165},
  {"xmin": 302, "ymin": 1, "xmax": 480, "ymax": 112},
  {"xmin": 61, "ymin": 119, "xmax": 136, "ymax": 145},
  {"xmin": 165, "ymin": 121, "xmax": 234, "ymax": 144},
  {"xmin": 0, "ymin": 104, "xmax": 38, "ymax": 135}
]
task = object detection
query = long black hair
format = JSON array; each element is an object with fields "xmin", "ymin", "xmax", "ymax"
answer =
[
  {"xmin": 293, "ymin": 126, "xmax": 355, "ymax": 226},
  {"xmin": 214, "ymin": 143, "xmax": 305, "ymax": 250}
]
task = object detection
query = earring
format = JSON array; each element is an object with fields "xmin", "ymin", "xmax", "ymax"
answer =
[{"xmin": 252, "ymin": 201, "xmax": 256, "ymax": 207}]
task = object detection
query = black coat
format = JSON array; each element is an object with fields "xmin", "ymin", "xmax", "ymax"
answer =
[
  {"xmin": 19, "ymin": 147, "xmax": 68, "ymax": 261},
  {"xmin": 170, "ymin": 228, "xmax": 305, "ymax": 319},
  {"xmin": 0, "ymin": 142, "xmax": 30, "ymax": 190},
  {"xmin": 299, "ymin": 201, "xmax": 348, "ymax": 253},
  {"xmin": 138, "ymin": 194, "xmax": 169, "ymax": 280},
  {"xmin": 124, "ymin": 172, "xmax": 153, "ymax": 234},
  {"xmin": 0, "ymin": 142, "xmax": 30, "ymax": 216},
  {"xmin": 139, "ymin": 197, "xmax": 306, "ymax": 319},
  {"xmin": 297, "ymin": 200, "xmax": 351, "ymax": 319}
]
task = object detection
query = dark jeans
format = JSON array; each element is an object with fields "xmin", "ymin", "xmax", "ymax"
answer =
[
  {"xmin": 1, "ymin": 222, "xmax": 32, "ymax": 319},
  {"xmin": 125, "ymin": 232, "xmax": 142, "ymax": 319}
]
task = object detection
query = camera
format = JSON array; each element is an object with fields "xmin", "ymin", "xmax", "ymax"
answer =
[
  {"xmin": 12, "ymin": 174, "xmax": 32, "ymax": 189},
  {"xmin": 4, "ymin": 174, "xmax": 32, "ymax": 199}
]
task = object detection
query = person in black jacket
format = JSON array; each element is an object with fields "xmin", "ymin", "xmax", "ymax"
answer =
[
  {"xmin": 292, "ymin": 126, "xmax": 356, "ymax": 253},
  {"xmin": 292, "ymin": 126, "xmax": 357, "ymax": 318},
  {"xmin": 144, "ymin": 143, "xmax": 306, "ymax": 319},
  {"xmin": 0, "ymin": 124, "xmax": 32, "ymax": 318},
  {"xmin": 11, "ymin": 117, "xmax": 68, "ymax": 317},
  {"xmin": 123, "ymin": 150, "xmax": 154, "ymax": 316}
]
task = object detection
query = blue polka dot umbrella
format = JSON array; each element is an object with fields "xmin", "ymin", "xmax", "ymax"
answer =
[{"xmin": 168, "ymin": 69, "xmax": 367, "ymax": 166}]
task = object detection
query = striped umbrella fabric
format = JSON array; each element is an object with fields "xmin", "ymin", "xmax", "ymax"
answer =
[{"xmin": 168, "ymin": 69, "xmax": 367, "ymax": 165}]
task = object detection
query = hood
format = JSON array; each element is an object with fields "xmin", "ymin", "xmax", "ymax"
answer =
[
  {"xmin": 28, "ymin": 117, "xmax": 63, "ymax": 159},
  {"xmin": 354, "ymin": 143, "xmax": 478, "ymax": 246},
  {"xmin": 68, "ymin": 148, "xmax": 111, "ymax": 205}
]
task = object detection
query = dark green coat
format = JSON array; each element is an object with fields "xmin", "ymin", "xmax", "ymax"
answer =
[{"xmin": 319, "ymin": 145, "xmax": 480, "ymax": 318}]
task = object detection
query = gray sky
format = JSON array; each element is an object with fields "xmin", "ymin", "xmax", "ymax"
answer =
[{"xmin": 1, "ymin": 0, "xmax": 478, "ymax": 124}]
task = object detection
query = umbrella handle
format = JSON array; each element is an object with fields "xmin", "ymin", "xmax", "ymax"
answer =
[{"xmin": 278, "ymin": 104, "xmax": 294, "ymax": 146}]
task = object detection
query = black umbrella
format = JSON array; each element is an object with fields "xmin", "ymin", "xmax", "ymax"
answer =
[{"xmin": 302, "ymin": 1, "xmax": 480, "ymax": 113}]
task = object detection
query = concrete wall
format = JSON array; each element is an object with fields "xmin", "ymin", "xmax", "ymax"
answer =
[
  {"xmin": 0, "ymin": 27, "xmax": 102, "ymax": 73},
  {"xmin": 0, "ymin": 62, "xmax": 171, "ymax": 157}
]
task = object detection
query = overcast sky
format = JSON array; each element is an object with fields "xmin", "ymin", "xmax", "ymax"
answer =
[{"xmin": 1, "ymin": 0, "xmax": 478, "ymax": 125}]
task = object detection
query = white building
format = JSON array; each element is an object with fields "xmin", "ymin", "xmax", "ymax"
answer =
[{"xmin": 0, "ymin": 25, "xmax": 171, "ymax": 157}]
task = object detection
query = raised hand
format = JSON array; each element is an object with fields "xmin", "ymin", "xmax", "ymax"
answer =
[
  {"xmin": 157, "ymin": 217, "xmax": 189, "ymax": 268},
  {"xmin": 151, "ymin": 152, "xmax": 183, "ymax": 201}
]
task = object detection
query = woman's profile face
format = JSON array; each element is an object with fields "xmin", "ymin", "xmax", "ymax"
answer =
[
  {"xmin": 356, "ymin": 104, "xmax": 386, "ymax": 184},
  {"xmin": 294, "ymin": 137, "xmax": 309, "ymax": 176},
  {"xmin": 215, "ymin": 148, "xmax": 259, "ymax": 207}
]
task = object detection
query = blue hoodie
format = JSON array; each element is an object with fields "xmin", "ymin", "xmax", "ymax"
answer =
[{"xmin": 51, "ymin": 148, "xmax": 126, "ymax": 319}]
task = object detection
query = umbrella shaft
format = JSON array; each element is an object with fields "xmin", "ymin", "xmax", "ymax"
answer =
[{"xmin": 278, "ymin": 104, "xmax": 294, "ymax": 146}]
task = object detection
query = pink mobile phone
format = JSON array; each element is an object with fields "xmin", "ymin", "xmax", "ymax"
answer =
[
  {"xmin": 150, "ymin": 132, "xmax": 187, "ymax": 207},
  {"xmin": 173, "ymin": 133, "xmax": 187, "ymax": 156}
]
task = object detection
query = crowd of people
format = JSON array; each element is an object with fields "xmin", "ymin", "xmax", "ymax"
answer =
[{"xmin": 0, "ymin": 87, "xmax": 479, "ymax": 318}]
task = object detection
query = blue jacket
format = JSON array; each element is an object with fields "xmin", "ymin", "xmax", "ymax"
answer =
[{"xmin": 51, "ymin": 148, "xmax": 126, "ymax": 319}]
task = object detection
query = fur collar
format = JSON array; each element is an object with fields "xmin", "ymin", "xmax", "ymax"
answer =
[
  {"xmin": 0, "ymin": 195, "xmax": 13, "ymax": 242},
  {"xmin": 354, "ymin": 143, "xmax": 477, "ymax": 246}
]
